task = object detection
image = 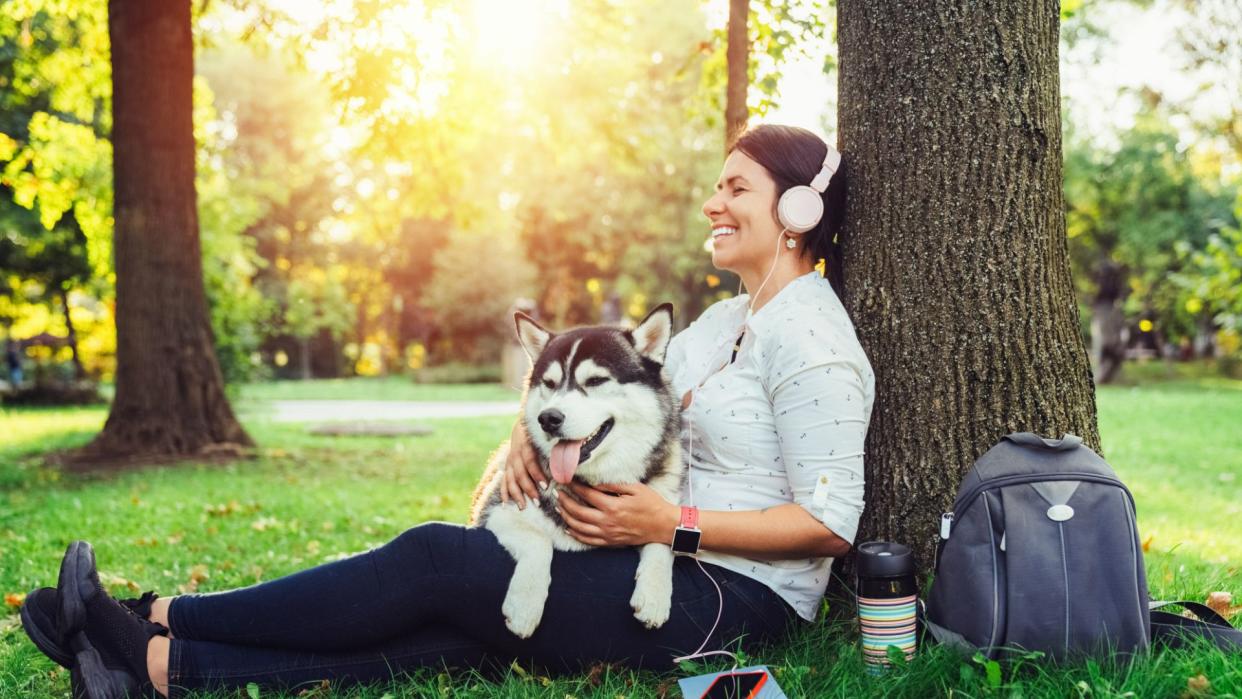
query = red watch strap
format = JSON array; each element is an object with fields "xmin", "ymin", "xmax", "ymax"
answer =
[{"xmin": 680, "ymin": 506, "xmax": 699, "ymax": 529}]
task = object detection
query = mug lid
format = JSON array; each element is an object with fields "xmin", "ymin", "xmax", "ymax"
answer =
[{"xmin": 856, "ymin": 540, "xmax": 915, "ymax": 578}]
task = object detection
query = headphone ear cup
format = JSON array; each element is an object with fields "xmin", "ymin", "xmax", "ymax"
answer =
[{"xmin": 777, "ymin": 186, "xmax": 824, "ymax": 234}]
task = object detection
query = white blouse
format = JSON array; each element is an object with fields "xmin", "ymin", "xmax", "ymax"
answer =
[{"xmin": 663, "ymin": 270, "xmax": 875, "ymax": 621}]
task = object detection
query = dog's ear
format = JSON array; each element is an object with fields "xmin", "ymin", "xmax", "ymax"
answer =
[
  {"xmin": 514, "ymin": 312, "xmax": 553, "ymax": 361},
  {"xmin": 631, "ymin": 303, "xmax": 674, "ymax": 364}
]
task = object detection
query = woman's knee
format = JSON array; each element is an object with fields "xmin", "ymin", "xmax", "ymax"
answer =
[{"xmin": 385, "ymin": 521, "xmax": 468, "ymax": 558}]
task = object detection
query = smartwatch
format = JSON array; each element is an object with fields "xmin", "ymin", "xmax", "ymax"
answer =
[{"xmin": 671, "ymin": 505, "xmax": 702, "ymax": 556}]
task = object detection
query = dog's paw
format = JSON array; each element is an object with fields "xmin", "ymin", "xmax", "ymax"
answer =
[
  {"xmin": 502, "ymin": 591, "xmax": 544, "ymax": 639},
  {"xmin": 630, "ymin": 574, "xmax": 673, "ymax": 629}
]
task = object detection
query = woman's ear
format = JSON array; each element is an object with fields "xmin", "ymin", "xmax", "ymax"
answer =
[
  {"xmin": 514, "ymin": 312, "xmax": 553, "ymax": 360},
  {"xmin": 631, "ymin": 303, "xmax": 674, "ymax": 364}
]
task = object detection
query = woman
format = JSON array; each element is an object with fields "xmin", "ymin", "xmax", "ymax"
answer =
[{"xmin": 22, "ymin": 124, "xmax": 875, "ymax": 698}]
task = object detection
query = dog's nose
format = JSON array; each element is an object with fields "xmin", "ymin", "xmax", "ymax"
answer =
[{"xmin": 538, "ymin": 409, "xmax": 565, "ymax": 434}]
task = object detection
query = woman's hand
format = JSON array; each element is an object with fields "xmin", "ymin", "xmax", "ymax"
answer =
[
  {"xmin": 557, "ymin": 482, "xmax": 678, "ymax": 547},
  {"xmin": 500, "ymin": 419, "xmax": 546, "ymax": 509}
]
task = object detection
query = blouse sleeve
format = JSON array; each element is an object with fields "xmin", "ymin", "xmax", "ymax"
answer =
[{"xmin": 762, "ymin": 325, "xmax": 870, "ymax": 544}]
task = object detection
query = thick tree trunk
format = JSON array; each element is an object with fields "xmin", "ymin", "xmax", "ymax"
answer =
[
  {"xmin": 724, "ymin": 0, "xmax": 749, "ymax": 151},
  {"xmin": 838, "ymin": 0, "xmax": 1098, "ymax": 572},
  {"xmin": 72, "ymin": 0, "xmax": 252, "ymax": 466}
]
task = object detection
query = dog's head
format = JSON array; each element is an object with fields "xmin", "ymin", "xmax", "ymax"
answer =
[{"xmin": 514, "ymin": 304, "xmax": 677, "ymax": 485}]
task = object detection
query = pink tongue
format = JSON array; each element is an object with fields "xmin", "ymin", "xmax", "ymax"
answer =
[{"xmin": 550, "ymin": 440, "xmax": 584, "ymax": 484}]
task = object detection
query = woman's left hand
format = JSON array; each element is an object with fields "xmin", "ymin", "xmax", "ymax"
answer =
[{"xmin": 557, "ymin": 481, "xmax": 677, "ymax": 547}]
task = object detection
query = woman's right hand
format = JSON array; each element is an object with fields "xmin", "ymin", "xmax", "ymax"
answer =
[{"xmin": 501, "ymin": 418, "xmax": 546, "ymax": 509}]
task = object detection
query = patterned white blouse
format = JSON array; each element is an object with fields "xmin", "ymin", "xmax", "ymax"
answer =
[{"xmin": 663, "ymin": 270, "xmax": 875, "ymax": 621}]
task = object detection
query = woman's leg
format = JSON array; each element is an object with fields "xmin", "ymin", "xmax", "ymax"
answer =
[
  {"xmin": 165, "ymin": 522, "xmax": 512, "ymax": 650},
  {"xmin": 159, "ymin": 521, "xmax": 795, "ymax": 694},
  {"xmin": 161, "ymin": 624, "xmax": 498, "ymax": 699}
]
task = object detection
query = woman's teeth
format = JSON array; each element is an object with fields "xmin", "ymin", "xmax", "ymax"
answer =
[{"xmin": 712, "ymin": 226, "xmax": 738, "ymax": 239}]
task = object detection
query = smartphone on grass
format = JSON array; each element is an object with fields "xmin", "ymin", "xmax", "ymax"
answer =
[{"xmin": 699, "ymin": 669, "xmax": 768, "ymax": 699}]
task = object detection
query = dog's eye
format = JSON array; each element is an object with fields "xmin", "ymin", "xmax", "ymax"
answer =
[
  {"xmin": 542, "ymin": 379, "xmax": 556, "ymax": 390},
  {"xmin": 584, "ymin": 377, "xmax": 609, "ymax": 388}
]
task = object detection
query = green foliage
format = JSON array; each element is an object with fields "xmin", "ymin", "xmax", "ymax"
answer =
[
  {"xmin": 422, "ymin": 232, "xmax": 534, "ymax": 364},
  {"xmin": 698, "ymin": 1, "xmax": 833, "ymax": 126},
  {"xmin": 0, "ymin": 0, "xmax": 113, "ymax": 279},
  {"xmin": 1175, "ymin": 191, "xmax": 1242, "ymax": 347},
  {"xmin": 1064, "ymin": 109, "xmax": 1238, "ymax": 343}
]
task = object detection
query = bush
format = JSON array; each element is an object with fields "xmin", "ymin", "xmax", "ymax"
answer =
[
  {"xmin": 413, "ymin": 362, "xmax": 502, "ymax": 384},
  {"xmin": 0, "ymin": 381, "xmax": 104, "ymax": 406}
]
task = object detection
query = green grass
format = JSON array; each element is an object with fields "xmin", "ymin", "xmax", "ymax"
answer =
[
  {"xmin": 233, "ymin": 376, "xmax": 521, "ymax": 403},
  {"xmin": 1, "ymin": 375, "xmax": 1240, "ymax": 698}
]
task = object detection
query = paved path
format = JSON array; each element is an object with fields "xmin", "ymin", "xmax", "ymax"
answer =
[{"xmin": 245, "ymin": 400, "xmax": 520, "ymax": 423}]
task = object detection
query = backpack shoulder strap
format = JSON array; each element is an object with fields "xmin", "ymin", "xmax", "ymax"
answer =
[{"xmin": 1149, "ymin": 600, "xmax": 1242, "ymax": 651}]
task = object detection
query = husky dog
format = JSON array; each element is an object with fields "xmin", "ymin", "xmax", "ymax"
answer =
[{"xmin": 470, "ymin": 304, "xmax": 684, "ymax": 638}]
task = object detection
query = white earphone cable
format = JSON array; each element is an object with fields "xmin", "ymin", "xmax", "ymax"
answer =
[{"xmin": 672, "ymin": 227, "xmax": 789, "ymax": 668}]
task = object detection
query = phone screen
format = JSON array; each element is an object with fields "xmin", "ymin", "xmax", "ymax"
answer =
[{"xmin": 700, "ymin": 670, "xmax": 768, "ymax": 699}]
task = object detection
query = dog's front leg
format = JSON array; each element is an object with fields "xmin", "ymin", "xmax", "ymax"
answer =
[
  {"xmin": 630, "ymin": 542, "xmax": 674, "ymax": 628},
  {"xmin": 489, "ymin": 512, "xmax": 555, "ymax": 638}
]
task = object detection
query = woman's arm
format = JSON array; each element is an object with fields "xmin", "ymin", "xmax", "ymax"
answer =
[
  {"xmin": 557, "ymin": 482, "xmax": 851, "ymax": 559},
  {"xmin": 695, "ymin": 503, "xmax": 852, "ymax": 559}
]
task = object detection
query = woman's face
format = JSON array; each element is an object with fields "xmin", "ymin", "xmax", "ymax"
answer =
[{"xmin": 701, "ymin": 150, "xmax": 783, "ymax": 277}]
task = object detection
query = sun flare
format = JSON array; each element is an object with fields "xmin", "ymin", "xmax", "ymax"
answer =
[{"xmin": 467, "ymin": 0, "xmax": 567, "ymax": 70}]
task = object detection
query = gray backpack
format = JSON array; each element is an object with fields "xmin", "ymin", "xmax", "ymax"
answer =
[{"xmin": 924, "ymin": 432, "xmax": 1150, "ymax": 659}]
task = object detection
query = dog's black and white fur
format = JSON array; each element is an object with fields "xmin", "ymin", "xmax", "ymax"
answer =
[{"xmin": 469, "ymin": 304, "xmax": 683, "ymax": 638}]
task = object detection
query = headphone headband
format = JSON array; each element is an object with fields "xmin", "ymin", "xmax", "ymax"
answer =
[{"xmin": 808, "ymin": 147, "xmax": 842, "ymax": 193}]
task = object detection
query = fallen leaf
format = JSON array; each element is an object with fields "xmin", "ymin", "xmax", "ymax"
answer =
[
  {"xmin": 1142, "ymin": 535, "xmax": 1153, "ymax": 553},
  {"xmin": 295, "ymin": 679, "xmax": 330, "ymax": 696},
  {"xmin": 100, "ymin": 573, "xmax": 141, "ymax": 593},
  {"xmin": 1184, "ymin": 674, "xmax": 1211, "ymax": 697},
  {"xmin": 1206, "ymin": 591, "xmax": 1232, "ymax": 616},
  {"xmin": 180, "ymin": 564, "xmax": 211, "ymax": 593},
  {"xmin": 251, "ymin": 516, "xmax": 281, "ymax": 532},
  {"xmin": 4, "ymin": 592, "xmax": 25, "ymax": 608}
]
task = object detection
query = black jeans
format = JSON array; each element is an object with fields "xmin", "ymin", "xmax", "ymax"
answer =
[{"xmin": 165, "ymin": 522, "xmax": 797, "ymax": 697}]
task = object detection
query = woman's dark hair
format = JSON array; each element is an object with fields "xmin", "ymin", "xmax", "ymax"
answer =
[{"xmin": 730, "ymin": 124, "xmax": 848, "ymax": 298}]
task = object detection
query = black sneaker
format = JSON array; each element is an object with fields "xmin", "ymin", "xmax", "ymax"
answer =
[
  {"xmin": 20, "ymin": 587, "xmax": 163, "ymax": 670},
  {"xmin": 56, "ymin": 541, "xmax": 169, "ymax": 699}
]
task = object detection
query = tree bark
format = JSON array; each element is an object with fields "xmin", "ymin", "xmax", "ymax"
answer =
[
  {"xmin": 838, "ymin": 0, "xmax": 1098, "ymax": 572},
  {"xmin": 724, "ymin": 0, "xmax": 749, "ymax": 152},
  {"xmin": 72, "ymin": 0, "xmax": 252, "ymax": 466}
]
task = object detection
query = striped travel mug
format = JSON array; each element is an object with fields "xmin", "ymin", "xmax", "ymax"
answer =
[{"xmin": 856, "ymin": 541, "xmax": 918, "ymax": 672}]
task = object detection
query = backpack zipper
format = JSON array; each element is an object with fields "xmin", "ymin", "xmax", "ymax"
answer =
[{"xmin": 952, "ymin": 471, "xmax": 1134, "ymax": 518}]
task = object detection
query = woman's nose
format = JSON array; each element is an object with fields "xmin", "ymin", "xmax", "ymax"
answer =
[{"xmin": 702, "ymin": 191, "xmax": 725, "ymax": 219}]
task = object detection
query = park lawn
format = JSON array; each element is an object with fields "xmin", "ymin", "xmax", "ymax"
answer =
[
  {"xmin": 234, "ymin": 377, "xmax": 521, "ymax": 403},
  {"xmin": 1, "ymin": 378, "xmax": 1239, "ymax": 698}
]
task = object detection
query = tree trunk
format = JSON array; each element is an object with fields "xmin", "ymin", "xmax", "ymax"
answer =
[
  {"xmin": 72, "ymin": 0, "xmax": 252, "ymax": 467},
  {"xmin": 299, "ymin": 336, "xmax": 312, "ymax": 380},
  {"xmin": 1090, "ymin": 260, "xmax": 1127, "ymax": 383},
  {"xmin": 724, "ymin": 0, "xmax": 749, "ymax": 152},
  {"xmin": 59, "ymin": 288, "xmax": 85, "ymax": 380},
  {"xmin": 838, "ymin": 0, "xmax": 1099, "ymax": 572}
]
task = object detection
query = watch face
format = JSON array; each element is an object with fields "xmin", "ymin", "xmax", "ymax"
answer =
[{"xmin": 672, "ymin": 527, "xmax": 701, "ymax": 554}]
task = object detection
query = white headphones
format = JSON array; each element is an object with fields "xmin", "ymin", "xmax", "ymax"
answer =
[{"xmin": 776, "ymin": 145, "xmax": 843, "ymax": 234}]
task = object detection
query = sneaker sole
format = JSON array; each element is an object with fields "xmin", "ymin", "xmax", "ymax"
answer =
[
  {"xmin": 69, "ymin": 634, "xmax": 139, "ymax": 699},
  {"xmin": 57, "ymin": 540, "xmax": 95, "ymax": 639},
  {"xmin": 19, "ymin": 591, "xmax": 74, "ymax": 668}
]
